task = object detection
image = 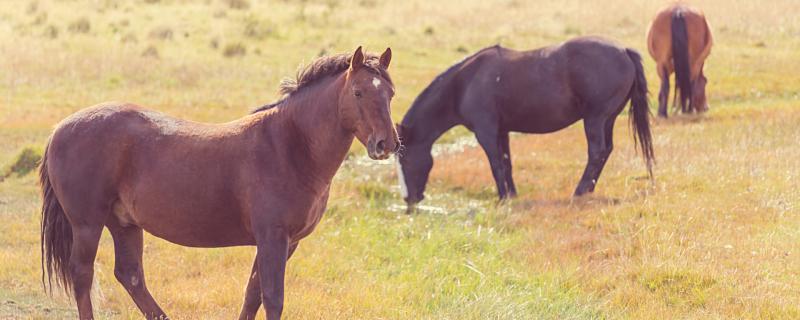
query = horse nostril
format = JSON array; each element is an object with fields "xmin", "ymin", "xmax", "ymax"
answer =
[{"xmin": 376, "ymin": 140, "xmax": 386, "ymax": 152}]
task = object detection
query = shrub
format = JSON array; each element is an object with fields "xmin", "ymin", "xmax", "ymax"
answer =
[
  {"xmin": 142, "ymin": 45, "xmax": 159, "ymax": 58},
  {"xmin": 3, "ymin": 147, "xmax": 42, "ymax": 178},
  {"xmin": 223, "ymin": 43, "xmax": 246, "ymax": 58},
  {"xmin": 148, "ymin": 26, "xmax": 173, "ymax": 40},
  {"xmin": 68, "ymin": 17, "xmax": 91, "ymax": 34},
  {"xmin": 120, "ymin": 33, "xmax": 137, "ymax": 43},
  {"xmin": 243, "ymin": 16, "xmax": 275, "ymax": 40},
  {"xmin": 43, "ymin": 25, "xmax": 58, "ymax": 39},
  {"xmin": 224, "ymin": 0, "xmax": 250, "ymax": 10}
]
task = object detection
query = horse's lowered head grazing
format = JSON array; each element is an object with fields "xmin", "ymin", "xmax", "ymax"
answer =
[
  {"xmin": 395, "ymin": 123, "xmax": 430, "ymax": 207},
  {"xmin": 340, "ymin": 46, "xmax": 400, "ymax": 160},
  {"xmin": 692, "ymin": 73, "xmax": 709, "ymax": 112}
]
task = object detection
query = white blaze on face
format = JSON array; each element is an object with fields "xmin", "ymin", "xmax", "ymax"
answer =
[
  {"xmin": 372, "ymin": 77, "xmax": 381, "ymax": 89},
  {"xmin": 395, "ymin": 156, "xmax": 408, "ymax": 199}
]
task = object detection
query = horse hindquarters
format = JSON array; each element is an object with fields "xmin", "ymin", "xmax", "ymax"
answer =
[
  {"xmin": 40, "ymin": 141, "xmax": 106, "ymax": 320},
  {"xmin": 574, "ymin": 48, "xmax": 654, "ymax": 196},
  {"xmin": 41, "ymin": 114, "xmax": 160, "ymax": 319}
]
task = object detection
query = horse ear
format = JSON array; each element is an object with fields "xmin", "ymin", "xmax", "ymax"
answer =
[
  {"xmin": 379, "ymin": 47, "xmax": 392, "ymax": 69},
  {"xmin": 350, "ymin": 46, "xmax": 365, "ymax": 70}
]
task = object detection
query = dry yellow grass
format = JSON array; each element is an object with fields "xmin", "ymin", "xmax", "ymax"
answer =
[
  {"xmin": 1, "ymin": 0, "xmax": 798, "ymax": 319},
  {"xmin": 429, "ymin": 101, "xmax": 800, "ymax": 319}
]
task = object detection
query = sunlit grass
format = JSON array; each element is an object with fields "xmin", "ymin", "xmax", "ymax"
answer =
[{"xmin": 1, "ymin": 0, "xmax": 799, "ymax": 319}]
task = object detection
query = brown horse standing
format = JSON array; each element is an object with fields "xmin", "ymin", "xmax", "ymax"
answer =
[
  {"xmin": 647, "ymin": 4, "xmax": 713, "ymax": 117},
  {"xmin": 39, "ymin": 47, "xmax": 398, "ymax": 320}
]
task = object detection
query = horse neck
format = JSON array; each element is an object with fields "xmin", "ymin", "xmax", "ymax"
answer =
[
  {"xmin": 402, "ymin": 86, "xmax": 459, "ymax": 149},
  {"xmin": 260, "ymin": 74, "xmax": 353, "ymax": 185}
]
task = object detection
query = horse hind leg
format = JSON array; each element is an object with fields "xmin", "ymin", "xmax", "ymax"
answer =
[
  {"xmin": 474, "ymin": 129, "xmax": 510, "ymax": 200},
  {"xmin": 657, "ymin": 65, "xmax": 671, "ymax": 118},
  {"xmin": 68, "ymin": 223, "xmax": 104, "ymax": 320},
  {"xmin": 107, "ymin": 214, "xmax": 167, "ymax": 320},
  {"xmin": 574, "ymin": 117, "xmax": 610, "ymax": 196},
  {"xmin": 592, "ymin": 117, "xmax": 617, "ymax": 186}
]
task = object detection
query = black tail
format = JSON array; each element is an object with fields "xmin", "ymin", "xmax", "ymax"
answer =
[
  {"xmin": 39, "ymin": 141, "xmax": 73, "ymax": 294},
  {"xmin": 671, "ymin": 9, "xmax": 692, "ymax": 113},
  {"xmin": 625, "ymin": 48, "xmax": 655, "ymax": 179}
]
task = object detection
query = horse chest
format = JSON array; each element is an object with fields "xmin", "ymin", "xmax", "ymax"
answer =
[{"xmin": 289, "ymin": 188, "xmax": 330, "ymax": 241}]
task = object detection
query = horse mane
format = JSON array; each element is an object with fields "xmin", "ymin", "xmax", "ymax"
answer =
[
  {"xmin": 401, "ymin": 45, "xmax": 500, "ymax": 125},
  {"xmin": 252, "ymin": 53, "xmax": 391, "ymax": 114}
]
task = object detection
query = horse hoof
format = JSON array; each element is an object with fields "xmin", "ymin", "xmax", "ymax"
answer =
[{"xmin": 573, "ymin": 190, "xmax": 593, "ymax": 198}]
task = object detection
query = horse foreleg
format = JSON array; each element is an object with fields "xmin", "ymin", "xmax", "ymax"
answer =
[
  {"xmin": 238, "ymin": 243, "xmax": 297, "ymax": 320},
  {"xmin": 253, "ymin": 227, "xmax": 290, "ymax": 320},
  {"xmin": 499, "ymin": 132, "xmax": 517, "ymax": 197},
  {"xmin": 475, "ymin": 129, "xmax": 509, "ymax": 200},
  {"xmin": 238, "ymin": 259, "xmax": 262, "ymax": 320}
]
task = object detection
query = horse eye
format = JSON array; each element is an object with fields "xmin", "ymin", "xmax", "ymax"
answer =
[{"xmin": 354, "ymin": 91, "xmax": 362, "ymax": 98}]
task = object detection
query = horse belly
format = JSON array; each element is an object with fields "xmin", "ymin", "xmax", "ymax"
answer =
[
  {"xmin": 120, "ymin": 193, "xmax": 255, "ymax": 248},
  {"xmin": 500, "ymin": 92, "xmax": 581, "ymax": 134},
  {"xmin": 139, "ymin": 209, "xmax": 254, "ymax": 247}
]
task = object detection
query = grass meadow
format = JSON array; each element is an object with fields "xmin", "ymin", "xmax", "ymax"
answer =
[{"xmin": 1, "ymin": 0, "xmax": 799, "ymax": 318}]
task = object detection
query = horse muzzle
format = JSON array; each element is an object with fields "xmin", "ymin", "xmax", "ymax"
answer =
[{"xmin": 367, "ymin": 135, "xmax": 399, "ymax": 160}]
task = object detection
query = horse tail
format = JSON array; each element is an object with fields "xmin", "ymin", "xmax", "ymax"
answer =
[
  {"xmin": 39, "ymin": 140, "xmax": 73, "ymax": 294},
  {"xmin": 671, "ymin": 9, "xmax": 692, "ymax": 113},
  {"xmin": 625, "ymin": 48, "xmax": 655, "ymax": 180}
]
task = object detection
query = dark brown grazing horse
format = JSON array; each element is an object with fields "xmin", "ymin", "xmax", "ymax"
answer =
[
  {"xmin": 647, "ymin": 4, "xmax": 713, "ymax": 117},
  {"xmin": 39, "ymin": 47, "xmax": 398, "ymax": 320},
  {"xmin": 396, "ymin": 37, "xmax": 654, "ymax": 207}
]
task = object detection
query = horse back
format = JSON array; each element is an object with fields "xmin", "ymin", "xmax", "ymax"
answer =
[{"xmin": 454, "ymin": 38, "xmax": 634, "ymax": 132}]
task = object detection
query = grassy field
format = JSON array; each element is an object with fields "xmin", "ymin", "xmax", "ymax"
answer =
[{"xmin": 1, "ymin": 0, "xmax": 799, "ymax": 319}]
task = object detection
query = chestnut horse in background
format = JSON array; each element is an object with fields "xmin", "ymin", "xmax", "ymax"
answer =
[
  {"xmin": 39, "ymin": 47, "xmax": 398, "ymax": 320},
  {"xmin": 647, "ymin": 4, "xmax": 713, "ymax": 117}
]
